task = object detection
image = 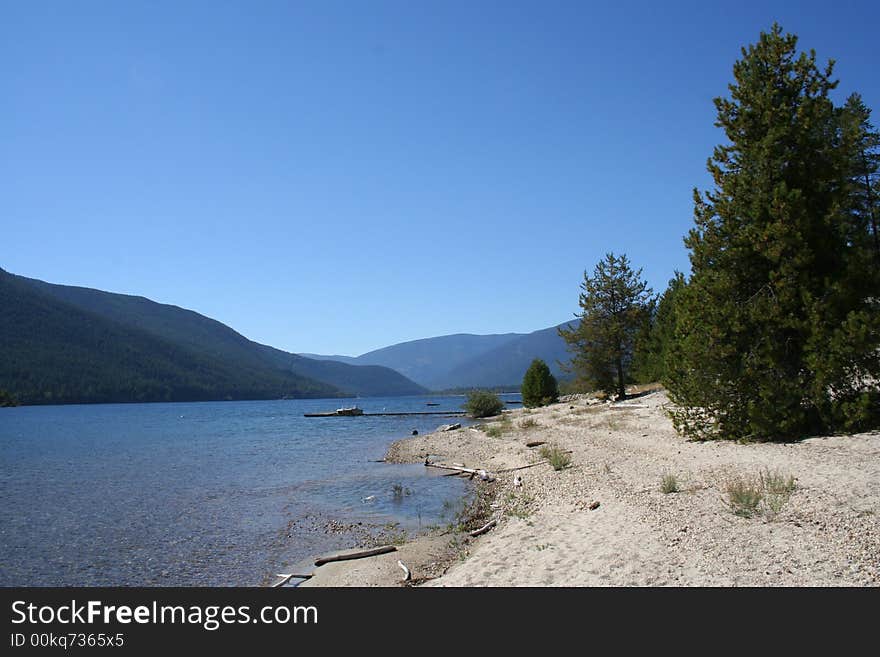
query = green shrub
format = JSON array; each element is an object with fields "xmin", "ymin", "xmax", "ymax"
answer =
[
  {"xmin": 723, "ymin": 470, "xmax": 797, "ymax": 519},
  {"xmin": 484, "ymin": 425, "xmax": 503, "ymax": 438},
  {"xmin": 760, "ymin": 469, "xmax": 796, "ymax": 519},
  {"xmin": 464, "ymin": 390, "xmax": 505, "ymax": 418},
  {"xmin": 539, "ymin": 445, "xmax": 571, "ymax": 471},
  {"xmin": 660, "ymin": 473, "xmax": 679, "ymax": 494},
  {"xmin": 724, "ymin": 475, "xmax": 763, "ymax": 518},
  {"xmin": 521, "ymin": 359, "xmax": 559, "ymax": 408}
]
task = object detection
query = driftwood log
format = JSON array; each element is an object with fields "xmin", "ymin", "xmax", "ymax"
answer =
[
  {"xmin": 272, "ymin": 573, "xmax": 313, "ymax": 587},
  {"xmin": 314, "ymin": 545, "xmax": 397, "ymax": 567},
  {"xmin": 469, "ymin": 519, "xmax": 497, "ymax": 537},
  {"xmin": 525, "ymin": 441, "xmax": 546, "ymax": 448},
  {"xmin": 425, "ymin": 462, "xmax": 495, "ymax": 481},
  {"xmin": 397, "ymin": 560, "xmax": 412, "ymax": 582}
]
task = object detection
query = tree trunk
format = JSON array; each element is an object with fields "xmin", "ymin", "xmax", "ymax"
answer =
[{"xmin": 616, "ymin": 354, "xmax": 625, "ymax": 400}]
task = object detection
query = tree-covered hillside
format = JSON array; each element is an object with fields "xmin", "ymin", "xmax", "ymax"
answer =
[
  {"xmin": 0, "ymin": 269, "xmax": 337, "ymax": 404},
  {"xmin": 16, "ymin": 271, "xmax": 426, "ymax": 398}
]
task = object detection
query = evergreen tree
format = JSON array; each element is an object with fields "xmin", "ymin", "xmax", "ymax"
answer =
[
  {"xmin": 633, "ymin": 272, "xmax": 686, "ymax": 384},
  {"xmin": 667, "ymin": 25, "xmax": 880, "ymax": 441},
  {"xmin": 559, "ymin": 253, "xmax": 653, "ymax": 400},
  {"xmin": 839, "ymin": 93, "xmax": 880, "ymax": 266},
  {"xmin": 521, "ymin": 358, "xmax": 559, "ymax": 407},
  {"xmin": 464, "ymin": 390, "xmax": 505, "ymax": 418}
]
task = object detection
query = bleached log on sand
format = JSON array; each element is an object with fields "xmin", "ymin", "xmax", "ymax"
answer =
[
  {"xmin": 397, "ymin": 560, "xmax": 412, "ymax": 582},
  {"xmin": 272, "ymin": 573, "xmax": 313, "ymax": 587},
  {"xmin": 469, "ymin": 519, "xmax": 497, "ymax": 537},
  {"xmin": 425, "ymin": 462, "xmax": 495, "ymax": 481},
  {"xmin": 314, "ymin": 545, "xmax": 397, "ymax": 567}
]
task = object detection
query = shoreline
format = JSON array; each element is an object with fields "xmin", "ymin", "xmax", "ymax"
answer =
[{"xmin": 300, "ymin": 388, "xmax": 880, "ymax": 587}]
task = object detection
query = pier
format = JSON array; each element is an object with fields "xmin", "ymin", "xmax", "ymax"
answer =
[{"xmin": 304, "ymin": 410, "xmax": 467, "ymax": 418}]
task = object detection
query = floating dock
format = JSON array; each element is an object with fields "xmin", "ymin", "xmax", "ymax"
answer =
[{"xmin": 304, "ymin": 410, "xmax": 466, "ymax": 418}]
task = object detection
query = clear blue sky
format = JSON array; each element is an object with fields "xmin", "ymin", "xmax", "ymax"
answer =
[{"xmin": 2, "ymin": 1, "xmax": 878, "ymax": 355}]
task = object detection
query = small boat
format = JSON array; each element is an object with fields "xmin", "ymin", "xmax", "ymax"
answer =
[
  {"xmin": 304, "ymin": 405, "xmax": 365, "ymax": 417},
  {"xmin": 334, "ymin": 406, "xmax": 364, "ymax": 416}
]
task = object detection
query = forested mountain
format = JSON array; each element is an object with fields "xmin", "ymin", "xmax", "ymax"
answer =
[
  {"xmin": 0, "ymin": 269, "xmax": 335, "ymax": 404},
  {"xmin": 255, "ymin": 346, "xmax": 428, "ymax": 397},
  {"xmin": 307, "ymin": 322, "xmax": 576, "ymax": 390},
  {"xmin": 1, "ymin": 269, "xmax": 425, "ymax": 404},
  {"xmin": 430, "ymin": 322, "xmax": 576, "ymax": 390},
  {"xmin": 304, "ymin": 333, "xmax": 521, "ymax": 388}
]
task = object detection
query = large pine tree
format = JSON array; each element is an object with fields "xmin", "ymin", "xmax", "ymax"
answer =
[
  {"xmin": 560, "ymin": 253, "xmax": 653, "ymax": 400},
  {"xmin": 667, "ymin": 25, "xmax": 880, "ymax": 441}
]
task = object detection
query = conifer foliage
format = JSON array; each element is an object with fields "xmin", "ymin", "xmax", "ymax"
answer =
[
  {"xmin": 560, "ymin": 253, "xmax": 653, "ymax": 400},
  {"xmin": 633, "ymin": 272, "xmax": 686, "ymax": 384},
  {"xmin": 521, "ymin": 358, "xmax": 559, "ymax": 407},
  {"xmin": 666, "ymin": 25, "xmax": 880, "ymax": 440}
]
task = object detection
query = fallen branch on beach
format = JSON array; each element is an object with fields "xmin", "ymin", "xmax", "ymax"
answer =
[
  {"xmin": 525, "ymin": 441, "xmax": 546, "ymax": 448},
  {"xmin": 397, "ymin": 560, "xmax": 412, "ymax": 582},
  {"xmin": 272, "ymin": 573, "xmax": 312, "ymax": 587},
  {"xmin": 425, "ymin": 462, "xmax": 495, "ymax": 481},
  {"xmin": 469, "ymin": 519, "xmax": 497, "ymax": 537},
  {"xmin": 314, "ymin": 545, "xmax": 397, "ymax": 567}
]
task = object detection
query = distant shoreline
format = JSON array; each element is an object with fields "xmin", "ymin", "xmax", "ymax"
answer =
[{"xmin": 0, "ymin": 392, "xmax": 471, "ymax": 409}]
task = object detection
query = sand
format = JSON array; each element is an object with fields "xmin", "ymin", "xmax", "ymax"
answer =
[{"xmin": 304, "ymin": 390, "xmax": 880, "ymax": 587}]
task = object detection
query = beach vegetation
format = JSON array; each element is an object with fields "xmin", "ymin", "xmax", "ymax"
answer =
[
  {"xmin": 660, "ymin": 473, "xmax": 680, "ymax": 494},
  {"xmin": 760, "ymin": 470, "xmax": 797, "ymax": 519},
  {"xmin": 519, "ymin": 417, "xmax": 539, "ymax": 429},
  {"xmin": 723, "ymin": 469, "xmax": 796, "ymax": 519},
  {"xmin": 521, "ymin": 358, "xmax": 559, "ymax": 407},
  {"xmin": 664, "ymin": 25, "xmax": 880, "ymax": 441},
  {"xmin": 446, "ymin": 488, "xmax": 495, "ymax": 533},
  {"xmin": 464, "ymin": 390, "xmax": 505, "ymax": 418},
  {"xmin": 559, "ymin": 253, "xmax": 653, "ymax": 401},
  {"xmin": 724, "ymin": 475, "xmax": 764, "ymax": 518},
  {"xmin": 503, "ymin": 489, "xmax": 534, "ymax": 519},
  {"xmin": 539, "ymin": 445, "xmax": 572, "ymax": 471}
]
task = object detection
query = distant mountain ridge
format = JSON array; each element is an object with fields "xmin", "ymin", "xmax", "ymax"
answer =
[
  {"xmin": 306, "ymin": 321, "xmax": 577, "ymax": 391},
  {"xmin": 430, "ymin": 322, "xmax": 576, "ymax": 389},
  {"xmin": 305, "ymin": 332, "xmax": 521, "ymax": 388},
  {"xmin": 1, "ymin": 268, "xmax": 425, "ymax": 404}
]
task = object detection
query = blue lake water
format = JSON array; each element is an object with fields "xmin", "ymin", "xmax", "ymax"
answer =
[{"xmin": 0, "ymin": 395, "xmax": 508, "ymax": 586}]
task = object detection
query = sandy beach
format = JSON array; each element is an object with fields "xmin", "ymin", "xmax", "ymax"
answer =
[{"xmin": 302, "ymin": 389, "xmax": 880, "ymax": 587}]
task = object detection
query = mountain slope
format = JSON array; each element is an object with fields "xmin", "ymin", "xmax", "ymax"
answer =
[
  {"xmin": 430, "ymin": 321, "xmax": 577, "ymax": 390},
  {"xmin": 306, "ymin": 333, "xmax": 522, "ymax": 388},
  {"xmin": 307, "ymin": 322, "xmax": 578, "ymax": 391},
  {"xmin": 256, "ymin": 346, "xmax": 427, "ymax": 397},
  {"xmin": 0, "ymin": 269, "xmax": 337, "ymax": 404},
  {"xmin": 5, "ymin": 270, "xmax": 426, "ymax": 402}
]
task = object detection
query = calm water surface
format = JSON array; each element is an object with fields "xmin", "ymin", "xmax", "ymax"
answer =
[{"xmin": 0, "ymin": 395, "xmax": 507, "ymax": 586}]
